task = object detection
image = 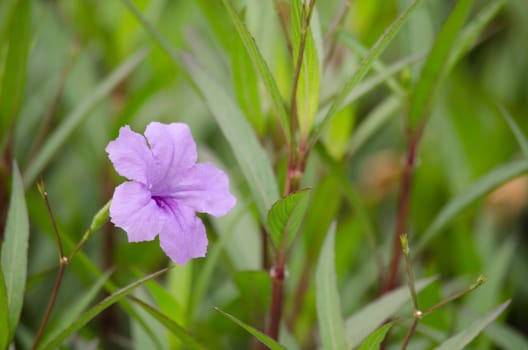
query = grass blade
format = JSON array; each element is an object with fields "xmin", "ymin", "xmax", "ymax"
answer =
[
  {"xmin": 40, "ymin": 267, "xmax": 169, "ymax": 350},
  {"xmin": 409, "ymin": 0, "xmax": 474, "ymax": 128},
  {"xmin": 183, "ymin": 54, "xmax": 279, "ymax": 221},
  {"xmin": 1, "ymin": 162, "xmax": 29, "ymax": 341},
  {"xmin": 214, "ymin": 307, "xmax": 287, "ymax": 350},
  {"xmin": 498, "ymin": 105, "xmax": 528, "ymax": 157},
  {"xmin": 130, "ymin": 297, "xmax": 207, "ymax": 350},
  {"xmin": 23, "ymin": 49, "xmax": 148, "ymax": 187},
  {"xmin": 416, "ymin": 159, "xmax": 528, "ymax": 253},
  {"xmin": 344, "ymin": 277, "xmax": 436, "ymax": 348},
  {"xmin": 0, "ymin": 0, "xmax": 31, "ymax": 142},
  {"xmin": 221, "ymin": 0, "xmax": 291, "ymax": 143},
  {"xmin": 316, "ymin": 223, "xmax": 346, "ymax": 350},
  {"xmin": 311, "ymin": 0, "xmax": 423, "ymax": 145},
  {"xmin": 434, "ymin": 300, "xmax": 510, "ymax": 350}
]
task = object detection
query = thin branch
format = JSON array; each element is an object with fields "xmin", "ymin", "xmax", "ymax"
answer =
[
  {"xmin": 31, "ymin": 181, "xmax": 69, "ymax": 350},
  {"xmin": 323, "ymin": 0, "xmax": 353, "ymax": 64}
]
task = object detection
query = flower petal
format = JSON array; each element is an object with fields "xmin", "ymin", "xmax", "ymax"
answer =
[
  {"xmin": 109, "ymin": 181, "xmax": 164, "ymax": 242},
  {"xmin": 174, "ymin": 163, "xmax": 237, "ymax": 216},
  {"xmin": 106, "ymin": 125, "xmax": 153, "ymax": 183},
  {"xmin": 144, "ymin": 122, "xmax": 197, "ymax": 192},
  {"xmin": 158, "ymin": 201, "xmax": 208, "ymax": 265}
]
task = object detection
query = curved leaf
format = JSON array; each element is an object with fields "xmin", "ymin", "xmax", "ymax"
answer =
[
  {"xmin": 416, "ymin": 159, "xmax": 528, "ymax": 253},
  {"xmin": 40, "ymin": 267, "xmax": 169, "ymax": 350},
  {"xmin": 357, "ymin": 321, "xmax": 395, "ymax": 350},
  {"xmin": 434, "ymin": 300, "xmax": 510, "ymax": 350},
  {"xmin": 214, "ymin": 307, "xmax": 287, "ymax": 350}
]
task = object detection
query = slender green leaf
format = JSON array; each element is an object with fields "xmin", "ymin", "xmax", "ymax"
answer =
[
  {"xmin": 130, "ymin": 297, "xmax": 207, "ymax": 350},
  {"xmin": 40, "ymin": 267, "xmax": 169, "ymax": 350},
  {"xmin": 183, "ymin": 54, "xmax": 279, "ymax": 221},
  {"xmin": 434, "ymin": 300, "xmax": 510, "ymax": 350},
  {"xmin": 498, "ymin": 105, "xmax": 528, "ymax": 157},
  {"xmin": 409, "ymin": 0, "xmax": 474, "ymax": 128},
  {"xmin": 0, "ymin": 0, "xmax": 31, "ymax": 142},
  {"xmin": 221, "ymin": 0, "xmax": 290, "ymax": 142},
  {"xmin": 312, "ymin": 0, "xmax": 423, "ymax": 144},
  {"xmin": 214, "ymin": 307, "xmax": 287, "ymax": 350},
  {"xmin": 447, "ymin": 0, "xmax": 508, "ymax": 73},
  {"xmin": 344, "ymin": 277, "xmax": 436, "ymax": 348},
  {"xmin": 357, "ymin": 322, "xmax": 395, "ymax": 350},
  {"xmin": 38, "ymin": 270, "xmax": 113, "ymax": 348},
  {"xmin": 316, "ymin": 223, "xmax": 346, "ymax": 350},
  {"xmin": 416, "ymin": 159, "xmax": 528, "ymax": 253},
  {"xmin": 292, "ymin": 0, "xmax": 321, "ymax": 138},
  {"xmin": 23, "ymin": 49, "xmax": 148, "ymax": 187},
  {"xmin": 1, "ymin": 162, "xmax": 29, "ymax": 341},
  {"xmin": 268, "ymin": 189, "xmax": 311, "ymax": 250},
  {"xmin": 0, "ymin": 266, "xmax": 9, "ymax": 350},
  {"xmin": 486, "ymin": 323, "xmax": 528, "ymax": 350}
]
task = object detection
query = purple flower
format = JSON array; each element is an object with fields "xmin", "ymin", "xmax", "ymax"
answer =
[{"xmin": 106, "ymin": 122, "xmax": 236, "ymax": 265}]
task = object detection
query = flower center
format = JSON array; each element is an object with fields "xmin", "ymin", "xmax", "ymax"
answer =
[{"xmin": 152, "ymin": 196, "xmax": 168, "ymax": 210}]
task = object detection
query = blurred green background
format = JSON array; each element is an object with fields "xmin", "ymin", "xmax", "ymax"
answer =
[{"xmin": 1, "ymin": 0, "xmax": 528, "ymax": 349}]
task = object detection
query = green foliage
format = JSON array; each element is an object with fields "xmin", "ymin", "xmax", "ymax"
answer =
[
  {"xmin": 1, "ymin": 163, "xmax": 29, "ymax": 342},
  {"xmin": 0, "ymin": 0, "xmax": 524, "ymax": 348}
]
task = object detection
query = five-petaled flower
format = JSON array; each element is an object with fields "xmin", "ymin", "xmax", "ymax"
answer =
[{"xmin": 106, "ymin": 122, "xmax": 236, "ymax": 265}]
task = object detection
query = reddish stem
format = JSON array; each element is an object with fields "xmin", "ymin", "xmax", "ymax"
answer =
[{"xmin": 383, "ymin": 129, "xmax": 422, "ymax": 293}]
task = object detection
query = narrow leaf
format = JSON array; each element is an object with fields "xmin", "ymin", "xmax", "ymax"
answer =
[
  {"xmin": 498, "ymin": 105, "xmax": 528, "ymax": 157},
  {"xmin": 130, "ymin": 297, "xmax": 207, "ymax": 350},
  {"xmin": 183, "ymin": 54, "xmax": 279, "ymax": 221},
  {"xmin": 221, "ymin": 0, "xmax": 290, "ymax": 142},
  {"xmin": 316, "ymin": 223, "xmax": 346, "ymax": 350},
  {"xmin": 344, "ymin": 277, "xmax": 436, "ymax": 348},
  {"xmin": 357, "ymin": 321, "xmax": 395, "ymax": 350},
  {"xmin": 0, "ymin": 266, "xmax": 9, "ymax": 350},
  {"xmin": 40, "ymin": 267, "xmax": 169, "ymax": 350},
  {"xmin": 447, "ymin": 0, "xmax": 508, "ymax": 73},
  {"xmin": 268, "ymin": 189, "xmax": 311, "ymax": 250},
  {"xmin": 23, "ymin": 49, "xmax": 148, "ymax": 187},
  {"xmin": 417, "ymin": 159, "xmax": 528, "ymax": 253},
  {"xmin": 434, "ymin": 300, "xmax": 510, "ymax": 350},
  {"xmin": 291, "ymin": 0, "xmax": 321, "ymax": 138},
  {"xmin": 312, "ymin": 0, "xmax": 423, "ymax": 144},
  {"xmin": 0, "ymin": 0, "xmax": 31, "ymax": 141},
  {"xmin": 1, "ymin": 162, "xmax": 29, "ymax": 341},
  {"xmin": 214, "ymin": 307, "xmax": 287, "ymax": 350},
  {"xmin": 409, "ymin": 0, "xmax": 474, "ymax": 128},
  {"xmin": 39, "ymin": 270, "xmax": 113, "ymax": 347}
]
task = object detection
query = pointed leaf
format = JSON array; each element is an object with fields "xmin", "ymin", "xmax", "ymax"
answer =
[
  {"xmin": 313, "ymin": 0, "xmax": 423, "ymax": 143},
  {"xmin": 357, "ymin": 321, "xmax": 395, "ymax": 350},
  {"xmin": 417, "ymin": 159, "xmax": 528, "ymax": 253},
  {"xmin": 0, "ymin": 0, "xmax": 31, "ymax": 142},
  {"xmin": 409, "ymin": 0, "xmax": 474, "ymax": 128},
  {"xmin": 130, "ymin": 297, "xmax": 207, "ymax": 350},
  {"xmin": 434, "ymin": 300, "xmax": 510, "ymax": 350},
  {"xmin": 345, "ymin": 277, "xmax": 436, "ymax": 348},
  {"xmin": 183, "ymin": 54, "xmax": 279, "ymax": 221},
  {"xmin": 291, "ymin": 0, "xmax": 321, "ymax": 138},
  {"xmin": 221, "ymin": 0, "xmax": 290, "ymax": 142},
  {"xmin": 40, "ymin": 267, "xmax": 169, "ymax": 350},
  {"xmin": 316, "ymin": 223, "xmax": 346, "ymax": 350},
  {"xmin": 498, "ymin": 105, "xmax": 528, "ymax": 157},
  {"xmin": 214, "ymin": 307, "xmax": 287, "ymax": 350},
  {"xmin": 23, "ymin": 49, "xmax": 148, "ymax": 187},
  {"xmin": 1, "ymin": 162, "xmax": 29, "ymax": 341},
  {"xmin": 268, "ymin": 189, "xmax": 311, "ymax": 250}
]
